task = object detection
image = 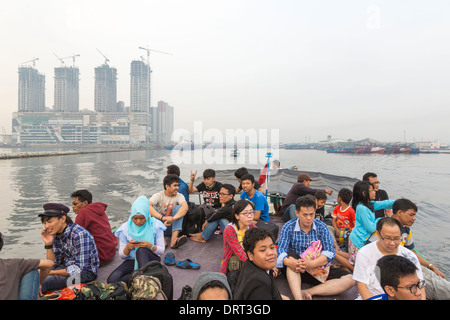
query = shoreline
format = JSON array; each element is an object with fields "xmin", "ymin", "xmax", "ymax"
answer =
[{"xmin": 0, "ymin": 147, "xmax": 146, "ymax": 160}]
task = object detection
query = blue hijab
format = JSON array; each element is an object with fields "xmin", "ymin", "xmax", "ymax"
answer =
[
  {"xmin": 127, "ymin": 196, "xmax": 155, "ymax": 243},
  {"xmin": 115, "ymin": 196, "xmax": 155, "ymax": 269}
]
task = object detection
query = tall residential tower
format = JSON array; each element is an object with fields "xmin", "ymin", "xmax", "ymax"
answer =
[
  {"xmin": 151, "ymin": 100, "xmax": 174, "ymax": 146},
  {"xmin": 54, "ymin": 67, "xmax": 79, "ymax": 112},
  {"xmin": 18, "ymin": 66, "xmax": 45, "ymax": 112},
  {"xmin": 130, "ymin": 60, "xmax": 151, "ymax": 113},
  {"xmin": 94, "ymin": 64, "xmax": 117, "ymax": 112}
]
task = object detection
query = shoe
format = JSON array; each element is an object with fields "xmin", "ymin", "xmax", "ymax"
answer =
[
  {"xmin": 172, "ymin": 235, "xmax": 188, "ymax": 249},
  {"xmin": 164, "ymin": 252, "xmax": 176, "ymax": 266},
  {"xmin": 176, "ymin": 259, "xmax": 200, "ymax": 270}
]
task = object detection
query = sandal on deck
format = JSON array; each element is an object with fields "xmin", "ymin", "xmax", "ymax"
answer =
[
  {"xmin": 171, "ymin": 235, "xmax": 188, "ymax": 249},
  {"xmin": 176, "ymin": 259, "xmax": 201, "ymax": 270},
  {"xmin": 164, "ymin": 252, "xmax": 176, "ymax": 266}
]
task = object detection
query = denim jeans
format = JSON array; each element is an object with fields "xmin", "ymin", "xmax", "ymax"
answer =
[
  {"xmin": 18, "ymin": 269, "xmax": 40, "ymax": 300},
  {"xmin": 41, "ymin": 269, "xmax": 97, "ymax": 294},
  {"xmin": 201, "ymin": 219, "xmax": 229, "ymax": 241},
  {"xmin": 282, "ymin": 204, "xmax": 297, "ymax": 222},
  {"xmin": 107, "ymin": 248, "xmax": 161, "ymax": 283}
]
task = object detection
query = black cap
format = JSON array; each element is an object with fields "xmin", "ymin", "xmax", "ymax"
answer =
[{"xmin": 38, "ymin": 203, "xmax": 70, "ymax": 217}]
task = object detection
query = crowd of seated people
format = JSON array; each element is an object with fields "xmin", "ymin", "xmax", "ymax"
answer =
[{"xmin": 2, "ymin": 165, "xmax": 449, "ymax": 301}]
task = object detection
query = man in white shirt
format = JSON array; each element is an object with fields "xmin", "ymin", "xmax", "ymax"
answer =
[
  {"xmin": 353, "ymin": 217, "xmax": 425, "ymax": 300},
  {"xmin": 149, "ymin": 174, "xmax": 189, "ymax": 249}
]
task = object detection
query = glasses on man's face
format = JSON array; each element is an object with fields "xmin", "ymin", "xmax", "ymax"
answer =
[
  {"xmin": 239, "ymin": 210, "xmax": 254, "ymax": 217},
  {"xmin": 397, "ymin": 280, "xmax": 426, "ymax": 294},
  {"xmin": 72, "ymin": 201, "xmax": 81, "ymax": 206},
  {"xmin": 378, "ymin": 234, "xmax": 402, "ymax": 244},
  {"xmin": 219, "ymin": 193, "xmax": 230, "ymax": 197}
]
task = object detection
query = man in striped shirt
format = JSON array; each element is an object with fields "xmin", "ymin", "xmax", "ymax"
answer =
[{"xmin": 277, "ymin": 195, "xmax": 354, "ymax": 300}]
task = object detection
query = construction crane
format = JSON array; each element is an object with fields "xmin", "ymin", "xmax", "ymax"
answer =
[
  {"xmin": 138, "ymin": 46, "xmax": 171, "ymax": 65},
  {"xmin": 61, "ymin": 54, "xmax": 80, "ymax": 68},
  {"xmin": 53, "ymin": 53, "xmax": 66, "ymax": 67},
  {"xmin": 21, "ymin": 58, "xmax": 39, "ymax": 68},
  {"xmin": 96, "ymin": 48, "xmax": 110, "ymax": 65}
]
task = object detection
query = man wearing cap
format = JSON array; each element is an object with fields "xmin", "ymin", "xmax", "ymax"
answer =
[
  {"xmin": 280, "ymin": 173, "xmax": 333, "ymax": 222},
  {"xmin": 39, "ymin": 203, "xmax": 99, "ymax": 294}
]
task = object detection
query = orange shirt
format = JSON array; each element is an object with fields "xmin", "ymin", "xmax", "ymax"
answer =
[{"xmin": 332, "ymin": 205, "xmax": 356, "ymax": 230}]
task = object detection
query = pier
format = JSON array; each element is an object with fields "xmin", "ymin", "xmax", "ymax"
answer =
[{"xmin": 0, "ymin": 148, "xmax": 142, "ymax": 160}]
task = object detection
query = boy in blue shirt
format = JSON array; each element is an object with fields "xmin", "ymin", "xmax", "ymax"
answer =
[
  {"xmin": 167, "ymin": 165, "xmax": 189, "ymax": 203},
  {"xmin": 239, "ymin": 174, "xmax": 269, "ymax": 223}
]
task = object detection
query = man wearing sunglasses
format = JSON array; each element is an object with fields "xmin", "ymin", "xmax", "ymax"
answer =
[{"xmin": 353, "ymin": 217, "xmax": 425, "ymax": 300}]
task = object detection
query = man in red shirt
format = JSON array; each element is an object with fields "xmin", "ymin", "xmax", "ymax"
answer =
[{"xmin": 71, "ymin": 190, "xmax": 117, "ymax": 266}]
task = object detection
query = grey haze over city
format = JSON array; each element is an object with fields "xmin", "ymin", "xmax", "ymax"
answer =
[{"xmin": 1, "ymin": 0, "xmax": 450, "ymax": 144}]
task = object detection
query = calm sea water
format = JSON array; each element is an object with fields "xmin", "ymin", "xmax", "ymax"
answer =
[{"xmin": 1, "ymin": 148, "xmax": 449, "ymax": 276}]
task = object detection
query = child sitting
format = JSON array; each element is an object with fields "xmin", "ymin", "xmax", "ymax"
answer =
[
  {"xmin": 331, "ymin": 188, "xmax": 355, "ymax": 245},
  {"xmin": 314, "ymin": 191, "xmax": 328, "ymax": 221},
  {"xmin": 331, "ymin": 188, "xmax": 356, "ymax": 272}
]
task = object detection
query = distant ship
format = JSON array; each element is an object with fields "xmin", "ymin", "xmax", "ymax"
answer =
[
  {"xmin": 326, "ymin": 147, "xmax": 355, "ymax": 153},
  {"xmin": 326, "ymin": 145, "xmax": 420, "ymax": 154}
]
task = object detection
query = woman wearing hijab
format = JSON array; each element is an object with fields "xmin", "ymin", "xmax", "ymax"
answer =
[{"xmin": 107, "ymin": 196, "xmax": 166, "ymax": 283}]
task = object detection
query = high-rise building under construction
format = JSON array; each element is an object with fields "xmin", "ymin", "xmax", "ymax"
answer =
[
  {"xmin": 54, "ymin": 67, "xmax": 79, "ymax": 112},
  {"xmin": 18, "ymin": 66, "xmax": 45, "ymax": 112},
  {"xmin": 94, "ymin": 64, "xmax": 117, "ymax": 112},
  {"xmin": 130, "ymin": 60, "xmax": 151, "ymax": 113}
]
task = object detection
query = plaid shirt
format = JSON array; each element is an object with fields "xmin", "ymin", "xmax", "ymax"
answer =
[
  {"xmin": 220, "ymin": 223, "xmax": 256, "ymax": 274},
  {"xmin": 276, "ymin": 218, "xmax": 335, "ymax": 268},
  {"xmin": 52, "ymin": 223, "xmax": 99, "ymax": 276}
]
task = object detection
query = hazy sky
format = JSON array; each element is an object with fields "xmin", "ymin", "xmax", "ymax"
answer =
[{"xmin": 1, "ymin": 0, "xmax": 450, "ymax": 144}]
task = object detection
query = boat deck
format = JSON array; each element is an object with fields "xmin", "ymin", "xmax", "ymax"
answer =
[{"xmin": 97, "ymin": 215, "xmax": 358, "ymax": 300}]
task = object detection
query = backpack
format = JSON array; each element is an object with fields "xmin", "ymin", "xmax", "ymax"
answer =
[
  {"xmin": 178, "ymin": 285, "xmax": 193, "ymax": 300},
  {"xmin": 181, "ymin": 202, "xmax": 206, "ymax": 235},
  {"xmin": 199, "ymin": 203, "xmax": 216, "ymax": 220},
  {"xmin": 128, "ymin": 260, "xmax": 173, "ymax": 300},
  {"xmin": 129, "ymin": 275, "xmax": 167, "ymax": 300},
  {"xmin": 73, "ymin": 281, "xmax": 129, "ymax": 300},
  {"xmin": 255, "ymin": 219, "xmax": 280, "ymax": 243}
]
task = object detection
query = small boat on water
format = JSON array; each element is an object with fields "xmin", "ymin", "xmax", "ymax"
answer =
[
  {"xmin": 385, "ymin": 145, "xmax": 410, "ymax": 154},
  {"xmin": 326, "ymin": 147, "xmax": 355, "ymax": 153},
  {"xmin": 369, "ymin": 147, "xmax": 385, "ymax": 154},
  {"xmin": 231, "ymin": 148, "xmax": 240, "ymax": 157},
  {"xmin": 354, "ymin": 146, "xmax": 372, "ymax": 154},
  {"xmin": 354, "ymin": 146, "xmax": 385, "ymax": 154}
]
